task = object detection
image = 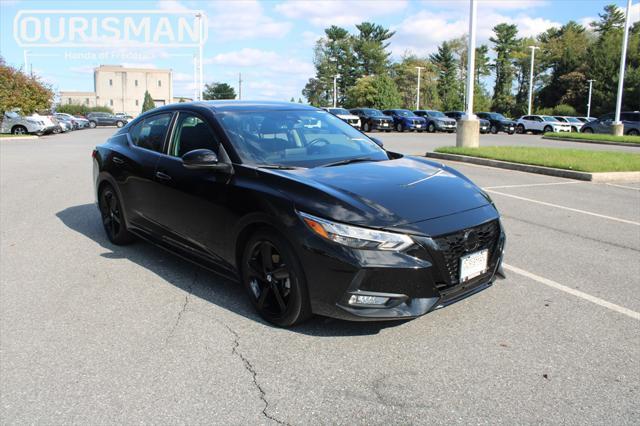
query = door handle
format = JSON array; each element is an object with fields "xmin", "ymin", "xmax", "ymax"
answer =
[
  {"xmin": 112, "ymin": 156, "xmax": 125, "ymax": 165},
  {"xmin": 156, "ymin": 171, "xmax": 172, "ymax": 181}
]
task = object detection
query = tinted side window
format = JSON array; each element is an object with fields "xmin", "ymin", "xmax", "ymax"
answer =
[
  {"xmin": 129, "ymin": 113, "xmax": 172, "ymax": 153},
  {"xmin": 169, "ymin": 113, "xmax": 219, "ymax": 157},
  {"xmin": 621, "ymin": 112, "xmax": 640, "ymax": 122}
]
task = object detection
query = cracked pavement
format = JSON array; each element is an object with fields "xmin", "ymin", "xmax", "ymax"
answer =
[{"xmin": 1, "ymin": 129, "xmax": 638, "ymax": 424}]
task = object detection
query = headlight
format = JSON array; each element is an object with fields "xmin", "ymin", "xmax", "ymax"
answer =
[{"xmin": 299, "ymin": 212, "xmax": 413, "ymax": 251}]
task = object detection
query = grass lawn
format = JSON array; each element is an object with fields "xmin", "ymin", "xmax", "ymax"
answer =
[
  {"xmin": 435, "ymin": 146, "xmax": 640, "ymax": 173},
  {"xmin": 544, "ymin": 132, "xmax": 640, "ymax": 145}
]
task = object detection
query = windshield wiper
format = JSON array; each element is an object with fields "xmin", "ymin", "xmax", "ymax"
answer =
[
  {"xmin": 257, "ymin": 164, "xmax": 300, "ymax": 170},
  {"xmin": 321, "ymin": 157, "xmax": 380, "ymax": 168}
]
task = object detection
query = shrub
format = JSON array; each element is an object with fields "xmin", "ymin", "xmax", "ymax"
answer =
[
  {"xmin": 56, "ymin": 104, "xmax": 113, "ymax": 115},
  {"xmin": 552, "ymin": 104, "xmax": 577, "ymax": 116}
]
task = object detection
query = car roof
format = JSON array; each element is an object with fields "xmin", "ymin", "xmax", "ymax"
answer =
[{"xmin": 193, "ymin": 100, "xmax": 318, "ymax": 112}]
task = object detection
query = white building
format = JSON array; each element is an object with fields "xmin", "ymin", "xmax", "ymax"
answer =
[{"xmin": 60, "ymin": 65, "xmax": 173, "ymax": 116}]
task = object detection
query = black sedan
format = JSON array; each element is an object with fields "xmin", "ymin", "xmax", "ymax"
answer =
[
  {"xmin": 476, "ymin": 112, "xmax": 516, "ymax": 134},
  {"xmin": 93, "ymin": 101, "xmax": 505, "ymax": 327}
]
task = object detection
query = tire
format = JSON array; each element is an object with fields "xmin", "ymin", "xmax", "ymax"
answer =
[
  {"xmin": 516, "ymin": 124, "xmax": 525, "ymax": 134},
  {"xmin": 241, "ymin": 229, "xmax": 312, "ymax": 327},
  {"xmin": 571, "ymin": 126, "xmax": 578, "ymax": 132},
  {"xmin": 490, "ymin": 125, "xmax": 498, "ymax": 134},
  {"xmin": 582, "ymin": 127, "xmax": 593, "ymax": 133},
  {"xmin": 627, "ymin": 129, "xmax": 639, "ymax": 136},
  {"xmin": 543, "ymin": 126, "xmax": 552, "ymax": 133},
  {"xmin": 98, "ymin": 184, "xmax": 135, "ymax": 245},
  {"xmin": 363, "ymin": 122, "xmax": 371, "ymax": 132},
  {"xmin": 89, "ymin": 121, "xmax": 97, "ymax": 128},
  {"xmin": 427, "ymin": 122, "xmax": 436, "ymax": 133},
  {"xmin": 116, "ymin": 121, "xmax": 124, "ymax": 128},
  {"xmin": 396, "ymin": 123, "xmax": 404, "ymax": 132},
  {"xmin": 11, "ymin": 125, "xmax": 27, "ymax": 135},
  {"xmin": 52, "ymin": 127, "xmax": 61, "ymax": 134},
  {"xmin": 417, "ymin": 130, "xmax": 424, "ymax": 133},
  {"xmin": 508, "ymin": 130, "xmax": 515, "ymax": 135}
]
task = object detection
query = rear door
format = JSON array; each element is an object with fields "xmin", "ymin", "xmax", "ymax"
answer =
[{"xmin": 595, "ymin": 113, "xmax": 613, "ymax": 133}]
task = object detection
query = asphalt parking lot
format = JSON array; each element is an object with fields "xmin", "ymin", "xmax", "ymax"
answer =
[{"xmin": 1, "ymin": 129, "xmax": 639, "ymax": 424}]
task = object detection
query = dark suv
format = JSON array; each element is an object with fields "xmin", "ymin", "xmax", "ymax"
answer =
[
  {"xmin": 413, "ymin": 110, "xmax": 457, "ymax": 133},
  {"xmin": 349, "ymin": 108, "xmax": 394, "ymax": 132},
  {"xmin": 382, "ymin": 109, "xmax": 427, "ymax": 132},
  {"xmin": 476, "ymin": 112, "xmax": 516, "ymax": 134},
  {"xmin": 86, "ymin": 112, "xmax": 128, "ymax": 128},
  {"xmin": 445, "ymin": 111, "xmax": 491, "ymax": 134},
  {"xmin": 581, "ymin": 112, "xmax": 640, "ymax": 136}
]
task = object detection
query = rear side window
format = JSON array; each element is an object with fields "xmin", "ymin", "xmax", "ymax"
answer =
[
  {"xmin": 129, "ymin": 113, "xmax": 172, "ymax": 153},
  {"xmin": 621, "ymin": 112, "xmax": 640, "ymax": 122}
]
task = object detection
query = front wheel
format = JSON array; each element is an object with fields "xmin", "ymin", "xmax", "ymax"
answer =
[
  {"xmin": 427, "ymin": 123, "xmax": 436, "ymax": 133},
  {"xmin": 241, "ymin": 229, "xmax": 312, "ymax": 327},
  {"xmin": 582, "ymin": 127, "xmax": 593, "ymax": 133},
  {"xmin": 490, "ymin": 125, "xmax": 498, "ymax": 134},
  {"xmin": 12, "ymin": 125, "xmax": 27, "ymax": 135},
  {"xmin": 516, "ymin": 124, "xmax": 525, "ymax": 134},
  {"xmin": 89, "ymin": 121, "xmax": 97, "ymax": 128},
  {"xmin": 396, "ymin": 123, "xmax": 404, "ymax": 132},
  {"xmin": 571, "ymin": 126, "xmax": 578, "ymax": 132},
  {"xmin": 363, "ymin": 122, "xmax": 371, "ymax": 132},
  {"xmin": 116, "ymin": 121, "xmax": 124, "ymax": 128},
  {"xmin": 98, "ymin": 184, "xmax": 135, "ymax": 245},
  {"xmin": 543, "ymin": 125, "xmax": 552, "ymax": 133}
]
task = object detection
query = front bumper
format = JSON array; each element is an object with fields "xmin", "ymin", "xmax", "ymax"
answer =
[
  {"xmin": 435, "ymin": 121, "xmax": 457, "ymax": 132},
  {"xmin": 371, "ymin": 120, "xmax": 393, "ymax": 130},
  {"xmin": 295, "ymin": 205, "xmax": 505, "ymax": 321},
  {"xmin": 404, "ymin": 120, "xmax": 426, "ymax": 130},
  {"xmin": 553, "ymin": 125, "xmax": 571, "ymax": 132}
]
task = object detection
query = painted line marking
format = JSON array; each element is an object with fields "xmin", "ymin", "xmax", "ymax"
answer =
[
  {"xmin": 605, "ymin": 183, "xmax": 640, "ymax": 191},
  {"xmin": 483, "ymin": 182, "xmax": 582, "ymax": 190},
  {"xmin": 485, "ymin": 189, "xmax": 640, "ymax": 226},
  {"xmin": 503, "ymin": 263, "xmax": 640, "ymax": 321}
]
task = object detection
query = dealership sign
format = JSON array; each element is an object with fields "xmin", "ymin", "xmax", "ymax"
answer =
[{"xmin": 13, "ymin": 10, "xmax": 208, "ymax": 47}]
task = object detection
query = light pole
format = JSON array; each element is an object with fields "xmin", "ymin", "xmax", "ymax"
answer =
[
  {"xmin": 457, "ymin": 0, "xmax": 479, "ymax": 148},
  {"xmin": 527, "ymin": 45, "xmax": 539, "ymax": 115},
  {"xmin": 415, "ymin": 66, "xmax": 424, "ymax": 110},
  {"xmin": 195, "ymin": 12, "xmax": 204, "ymax": 101},
  {"xmin": 613, "ymin": 0, "xmax": 632, "ymax": 136},
  {"xmin": 193, "ymin": 54, "xmax": 198, "ymax": 101},
  {"xmin": 586, "ymin": 79, "xmax": 596, "ymax": 118},
  {"xmin": 333, "ymin": 74, "xmax": 340, "ymax": 108}
]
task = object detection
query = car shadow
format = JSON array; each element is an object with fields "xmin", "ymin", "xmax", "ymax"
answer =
[{"xmin": 56, "ymin": 204, "xmax": 406, "ymax": 337}]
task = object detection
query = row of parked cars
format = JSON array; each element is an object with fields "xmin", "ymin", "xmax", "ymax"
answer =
[
  {"xmin": 0, "ymin": 111, "xmax": 133, "ymax": 136},
  {"xmin": 324, "ymin": 107, "xmax": 640, "ymax": 137}
]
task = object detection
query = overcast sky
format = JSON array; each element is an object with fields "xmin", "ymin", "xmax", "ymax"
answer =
[{"xmin": 1, "ymin": 0, "xmax": 638, "ymax": 100}]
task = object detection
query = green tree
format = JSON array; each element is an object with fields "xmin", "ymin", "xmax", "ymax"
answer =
[
  {"xmin": 202, "ymin": 82, "xmax": 236, "ymax": 100},
  {"xmin": 430, "ymin": 41, "xmax": 461, "ymax": 111},
  {"xmin": 390, "ymin": 55, "xmax": 440, "ymax": 110},
  {"xmin": 56, "ymin": 104, "xmax": 113, "ymax": 115},
  {"xmin": 353, "ymin": 22, "xmax": 395, "ymax": 76},
  {"xmin": 490, "ymin": 23, "xmax": 519, "ymax": 113},
  {"xmin": 590, "ymin": 4, "xmax": 625, "ymax": 33},
  {"xmin": 347, "ymin": 75, "xmax": 400, "ymax": 110},
  {"xmin": 0, "ymin": 57, "xmax": 53, "ymax": 114},
  {"xmin": 141, "ymin": 90, "xmax": 155, "ymax": 113}
]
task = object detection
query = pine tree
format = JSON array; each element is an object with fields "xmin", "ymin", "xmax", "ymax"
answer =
[
  {"xmin": 430, "ymin": 41, "xmax": 461, "ymax": 111},
  {"xmin": 490, "ymin": 23, "xmax": 519, "ymax": 113},
  {"xmin": 141, "ymin": 91, "xmax": 155, "ymax": 113}
]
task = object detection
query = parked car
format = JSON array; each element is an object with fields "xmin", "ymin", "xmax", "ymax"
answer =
[
  {"xmin": 576, "ymin": 116, "xmax": 597, "ymax": 123},
  {"xmin": 382, "ymin": 109, "xmax": 427, "ymax": 132},
  {"xmin": 322, "ymin": 107, "xmax": 361, "ymax": 129},
  {"xmin": 553, "ymin": 116, "xmax": 584, "ymax": 132},
  {"xmin": 349, "ymin": 108, "xmax": 394, "ymax": 132},
  {"xmin": 54, "ymin": 113, "xmax": 78, "ymax": 130},
  {"xmin": 581, "ymin": 112, "xmax": 640, "ymax": 136},
  {"xmin": 93, "ymin": 101, "xmax": 505, "ymax": 326},
  {"xmin": 0, "ymin": 111, "xmax": 53, "ymax": 135},
  {"xmin": 413, "ymin": 110, "xmax": 456, "ymax": 133},
  {"xmin": 444, "ymin": 111, "xmax": 491, "ymax": 133},
  {"xmin": 515, "ymin": 115, "xmax": 571, "ymax": 134},
  {"xmin": 86, "ymin": 112, "xmax": 128, "ymax": 128},
  {"xmin": 115, "ymin": 113, "xmax": 134, "ymax": 120},
  {"xmin": 476, "ymin": 112, "xmax": 516, "ymax": 134},
  {"xmin": 73, "ymin": 115, "xmax": 90, "ymax": 128}
]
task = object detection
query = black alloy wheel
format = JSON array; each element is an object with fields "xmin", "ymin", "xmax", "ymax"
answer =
[
  {"xmin": 571, "ymin": 126, "xmax": 578, "ymax": 132},
  {"xmin": 363, "ymin": 122, "xmax": 371, "ymax": 132},
  {"xmin": 427, "ymin": 122, "xmax": 436, "ymax": 133},
  {"xmin": 490, "ymin": 125, "xmax": 498, "ymax": 134},
  {"xmin": 516, "ymin": 124, "xmax": 525, "ymax": 134},
  {"xmin": 242, "ymin": 230, "xmax": 311, "ymax": 327},
  {"xmin": 98, "ymin": 185, "xmax": 134, "ymax": 245},
  {"xmin": 627, "ymin": 129, "xmax": 639, "ymax": 136}
]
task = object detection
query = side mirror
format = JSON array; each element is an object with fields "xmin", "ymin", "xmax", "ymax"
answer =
[
  {"xmin": 370, "ymin": 137, "xmax": 384, "ymax": 148},
  {"xmin": 182, "ymin": 149, "xmax": 233, "ymax": 173}
]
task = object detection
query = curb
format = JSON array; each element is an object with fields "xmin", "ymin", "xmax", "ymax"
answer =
[
  {"xmin": 542, "ymin": 136, "xmax": 640, "ymax": 148},
  {"xmin": 426, "ymin": 152, "xmax": 640, "ymax": 183},
  {"xmin": 0, "ymin": 135, "xmax": 39, "ymax": 141}
]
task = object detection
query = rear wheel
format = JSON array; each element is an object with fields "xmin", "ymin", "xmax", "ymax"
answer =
[
  {"xmin": 241, "ymin": 229, "xmax": 312, "ymax": 327},
  {"xmin": 427, "ymin": 122, "xmax": 436, "ymax": 133},
  {"xmin": 11, "ymin": 125, "xmax": 27, "ymax": 135},
  {"xmin": 516, "ymin": 124, "xmax": 525, "ymax": 134},
  {"xmin": 627, "ymin": 129, "xmax": 639, "ymax": 136},
  {"xmin": 116, "ymin": 121, "xmax": 124, "ymax": 128},
  {"xmin": 98, "ymin": 184, "xmax": 135, "ymax": 245}
]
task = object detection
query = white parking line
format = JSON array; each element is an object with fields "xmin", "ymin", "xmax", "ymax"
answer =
[
  {"xmin": 503, "ymin": 263, "xmax": 640, "ymax": 321},
  {"xmin": 605, "ymin": 183, "xmax": 640, "ymax": 191},
  {"xmin": 485, "ymin": 189, "xmax": 640, "ymax": 226},
  {"xmin": 483, "ymin": 182, "xmax": 583, "ymax": 190}
]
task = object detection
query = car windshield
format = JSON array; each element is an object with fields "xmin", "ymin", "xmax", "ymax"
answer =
[
  {"xmin": 542, "ymin": 116, "xmax": 557, "ymax": 122},
  {"xmin": 218, "ymin": 110, "xmax": 388, "ymax": 168},
  {"xmin": 428, "ymin": 111, "xmax": 446, "ymax": 118},
  {"xmin": 565, "ymin": 117, "xmax": 581, "ymax": 123},
  {"xmin": 329, "ymin": 108, "xmax": 350, "ymax": 115},
  {"xmin": 362, "ymin": 109, "xmax": 385, "ymax": 117},
  {"xmin": 489, "ymin": 113, "xmax": 507, "ymax": 120},
  {"xmin": 395, "ymin": 110, "xmax": 417, "ymax": 117}
]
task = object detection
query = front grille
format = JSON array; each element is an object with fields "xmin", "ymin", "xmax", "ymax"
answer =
[
  {"xmin": 432, "ymin": 220, "xmax": 500, "ymax": 286},
  {"xmin": 348, "ymin": 118, "xmax": 358, "ymax": 124}
]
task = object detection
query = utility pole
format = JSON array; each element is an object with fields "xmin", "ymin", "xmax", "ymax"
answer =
[
  {"xmin": 195, "ymin": 12, "xmax": 204, "ymax": 101},
  {"xmin": 587, "ymin": 79, "xmax": 596, "ymax": 118},
  {"xmin": 193, "ymin": 54, "xmax": 198, "ymax": 101},
  {"xmin": 333, "ymin": 74, "xmax": 340, "ymax": 108},
  {"xmin": 238, "ymin": 72, "xmax": 242, "ymax": 100},
  {"xmin": 527, "ymin": 46, "xmax": 539, "ymax": 115},
  {"xmin": 415, "ymin": 66, "xmax": 424, "ymax": 110},
  {"xmin": 456, "ymin": 0, "xmax": 479, "ymax": 148},
  {"xmin": 613, "ymin": 0, "xmax": 632, "ymax": 135}
]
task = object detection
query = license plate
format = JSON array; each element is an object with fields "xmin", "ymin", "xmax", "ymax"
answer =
[
  {"xmin": 382, "ymin": 123, "xmax": 388, "ymax": 127},
  {"xmin": 459, "ymin": 249, "xmax": 488, "ymax": 282},
  {"xmin": 416, "ymin": 124, "xmax": 422, "ymax": 128}
]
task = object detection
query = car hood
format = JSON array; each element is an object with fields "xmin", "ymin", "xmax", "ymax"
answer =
[
  {"xmin": 337, "ymin": 114, "xmax": 360, "ymax": 120},
  {"xmin": 270, "ymin": 156, "xmax": 491, "ymax": 228}
]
